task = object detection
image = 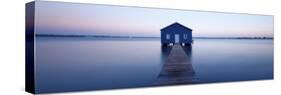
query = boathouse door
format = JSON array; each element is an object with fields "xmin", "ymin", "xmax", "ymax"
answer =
[{"xmin": 175, "ymin": 34, "xmax": 179, "ymax": 43}]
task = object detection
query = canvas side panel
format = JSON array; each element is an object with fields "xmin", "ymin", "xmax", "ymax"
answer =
[{"xmin": 25, "ymin": 1, "xmax": 35, "ymax": 94}]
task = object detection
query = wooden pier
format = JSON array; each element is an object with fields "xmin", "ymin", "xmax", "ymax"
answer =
[{"xmin": 156, "ymin": 44, "xmax": 197, "ymax": 85}]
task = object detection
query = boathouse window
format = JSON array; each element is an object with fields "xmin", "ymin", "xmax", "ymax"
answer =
[
  {"xmin": 183, "ymin": 34, "xmax": 188, "ymax": 39},
  {"xmin": 166, "ymin": 34, "xmax": 170, "ymax": 39}
]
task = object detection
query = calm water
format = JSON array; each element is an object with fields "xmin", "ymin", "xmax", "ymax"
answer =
[{"xmin": 35, "ymin": 37, "xmax": 273, "ymax": 93}]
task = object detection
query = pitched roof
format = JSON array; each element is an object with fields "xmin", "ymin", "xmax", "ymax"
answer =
[{"xmin": 161, "ymin": 22, "xmax": 192, "ymax": 32}]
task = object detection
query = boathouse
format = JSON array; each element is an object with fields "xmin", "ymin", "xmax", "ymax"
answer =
[{"xmin": 161, "ymin": 22, "xmax": 193, "ymax": 46}]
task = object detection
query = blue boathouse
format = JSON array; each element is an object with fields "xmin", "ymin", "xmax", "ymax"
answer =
[{"xmin": 161, "ymin": 22, "xmax": 193, "ymax": 46}]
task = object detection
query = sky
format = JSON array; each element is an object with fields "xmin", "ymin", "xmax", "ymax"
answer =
[{"xmin": 34, "ymin": 1, "xmax": 274, "ymax": 37}]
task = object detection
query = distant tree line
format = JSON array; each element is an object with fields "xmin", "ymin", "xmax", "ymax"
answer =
[{"xmin": 36, "ymin": 34, "xmax": 273, "ymax": 39}]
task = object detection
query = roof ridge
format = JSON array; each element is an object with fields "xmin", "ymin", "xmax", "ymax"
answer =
[{"xmin": 161, "ymin": 22, "xmax": 192, "ymax": 31}]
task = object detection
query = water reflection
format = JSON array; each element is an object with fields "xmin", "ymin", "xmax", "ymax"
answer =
[
  {"xmin": 157, "ymin": 44, "xmax": 197, "ymax": 85},
  {"xmin": 161, "ymin": 45, "xmax": 173, "ymax": 61},
  {"xmin": 35, "ymin": 38, "xmax": 273, "ymax": 93}
]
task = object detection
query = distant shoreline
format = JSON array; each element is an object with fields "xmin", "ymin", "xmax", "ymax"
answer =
[{"xmin": 36, "ymin": 34, "xmax": 273, "ymax": 40}]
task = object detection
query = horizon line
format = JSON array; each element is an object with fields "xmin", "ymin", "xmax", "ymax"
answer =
[{"xmin": 35, "ymin": 34, "xmax": 274, "ymax": 39}]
